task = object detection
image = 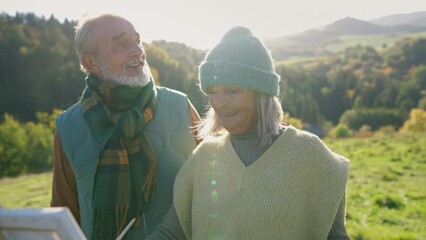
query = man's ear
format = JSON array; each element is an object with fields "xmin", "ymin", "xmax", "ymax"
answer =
[{"xmin": 81, "ymin": 54, "xmax": 99, "ymax": 73}]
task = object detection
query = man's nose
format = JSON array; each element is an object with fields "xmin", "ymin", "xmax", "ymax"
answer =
[{"xmin": 130, "ymin": 43, "xmax": 145, "ymax": 58}]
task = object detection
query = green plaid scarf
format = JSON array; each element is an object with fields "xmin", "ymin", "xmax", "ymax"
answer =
[{"xmin": 81, "ymin": 75, "xmax": 157, "ymax": 240}]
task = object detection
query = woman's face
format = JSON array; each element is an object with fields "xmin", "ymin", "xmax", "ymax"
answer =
[{"xmin": 207, "ymin": 85, "xmax": 257, "ymax": 135}]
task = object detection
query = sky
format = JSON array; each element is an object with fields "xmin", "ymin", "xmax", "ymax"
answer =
[{"xmin": 2, "ymin": 0, "xmax": 426, "ymax": 49}]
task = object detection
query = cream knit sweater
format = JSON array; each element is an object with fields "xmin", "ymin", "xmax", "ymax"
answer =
[{"xmin": 174, "ymin": 126, "xmax": 349, "ymax": 240}]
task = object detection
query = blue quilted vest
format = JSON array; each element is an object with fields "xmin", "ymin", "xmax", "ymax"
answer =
[{"xmin": 56, "ymin": 87, "xmax": 197, "ymax": 239}]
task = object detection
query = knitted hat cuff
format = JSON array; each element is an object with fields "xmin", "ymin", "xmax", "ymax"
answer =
[{"xmin": 200, "ymin": 60, "xmax": 280, "ymax": 96}]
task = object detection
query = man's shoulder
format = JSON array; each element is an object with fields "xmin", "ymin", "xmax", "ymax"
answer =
[
  {"xmin": 57, "ymin": 102, "xmax": 83, "ymax": 125},
  {"xmin": 156, "ymin": 86, "xmax": 187, "ymax": 98},
  {"xmin": 155, "ymin": 86, "xmax": 189, "ymax": 110}
]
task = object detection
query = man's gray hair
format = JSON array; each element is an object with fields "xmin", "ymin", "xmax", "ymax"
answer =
[
  {"xmin": 198, "ymin": 93, "xmax": 283, "ymax": 145},
  {"xmin": 74, "ymin": 13, "xmax": 123, "ymax": 74}
]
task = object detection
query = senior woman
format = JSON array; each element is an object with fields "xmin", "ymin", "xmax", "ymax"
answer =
[{"xmin": 148, "ymin": 26, "xmax": 350, "ymax": 240}]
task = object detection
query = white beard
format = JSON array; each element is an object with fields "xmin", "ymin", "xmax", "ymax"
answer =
[{"xmin": 98, "ymin": 58, "xmax": 152, "ymax": 87}]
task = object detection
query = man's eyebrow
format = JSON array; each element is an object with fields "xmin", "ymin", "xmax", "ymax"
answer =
[
  {"xmin": 112, "ymin": 33, "xmax": 127, "ymax": 42},
  {"xmin": 112, "ymin": 33, "xmax": 141, "ymax": 42}
]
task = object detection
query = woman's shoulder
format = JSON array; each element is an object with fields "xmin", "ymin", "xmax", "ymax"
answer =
[
  {"xmin": 282, "ymin": 125, "xmax": 320, "ymax": 141},
  {"xmin": 281, "ymin": 125, "xmax": 349, "ymax": 166},
  {"xmin": 196, "ymin": 132, "xmax": 229, "ymax": 149},
  {"xmin": 178, "ymin": 133, "xmax": 229, "ymax": 178}
]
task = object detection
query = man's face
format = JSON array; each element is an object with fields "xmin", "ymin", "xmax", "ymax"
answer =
[{"xmin": 91, "ymin": 17, "xmax": 151, "ymax": 86}]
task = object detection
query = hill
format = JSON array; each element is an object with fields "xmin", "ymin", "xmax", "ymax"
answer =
[
  {"xmin": 265, "ymin": 11, "xmax": 426, "ymax": 61},
  {"xmin": 370, "ymin": 11, "xmax": 426, "ymax": 27}
]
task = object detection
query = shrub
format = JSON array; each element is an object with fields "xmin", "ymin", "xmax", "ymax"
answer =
[
  {"xmin": 400, "ymin": 108, "xmax": 426, "ymax": 133},
  {"xmin": 339, "ymin": 108, "xmax": 404, "ymax": 130},
  {"xmin": 23, "ymin": 122, "xmax": 53, "ymax": 173},
  {"xmin": 0, "ymin": 110, "xmax": 58, "ymax": 177},
  {"xmin": 375, "ymin": 125, "xmax": 397, "ymax": 137},
  {"xmin": 327, "ymin": 124, "xmax": 352, "ymax": 138},
  {"xmin": 0, "ymin": 114, "xmax": 28, "ymax": 177},
  {"xmin": 354, "ymin": 125, "xmax": 374, "ymax": 138}
]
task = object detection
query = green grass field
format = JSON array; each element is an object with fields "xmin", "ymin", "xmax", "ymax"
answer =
[
  {"xmin": 274, "ymin": 31, "xmax": 426, "ymax": 67},
  {"xmin": 326, "ymin": 133, "xmax": 426, "ymax": 239},
  {"xmin": 1, "ymin": 133, "xmax": 425, "ymax": 239}
]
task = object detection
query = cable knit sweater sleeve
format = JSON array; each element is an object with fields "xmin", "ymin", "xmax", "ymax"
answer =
[{"xmin": 173, "ymin": 148, "xmax": 197, "ymax": 239}]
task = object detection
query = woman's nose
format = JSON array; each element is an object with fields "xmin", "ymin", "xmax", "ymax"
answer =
[{"xmin": 210, "ymin": 93, "xmax": 229, "ymax": 108}]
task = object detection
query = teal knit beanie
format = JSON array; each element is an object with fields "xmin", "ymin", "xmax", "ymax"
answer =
[{"xmin": 199, "ymin": 26, "xmax": 280, "ymax": 96}]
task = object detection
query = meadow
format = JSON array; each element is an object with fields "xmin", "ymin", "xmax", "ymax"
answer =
[
  {"xmin": 1, "ymin": 132, "xmax": 425, "ymax": 239},
  {"xmin": 325, "ymin": 31, "xmax": 426, "ymax": 53},
  {"xmin": 275, "ymin": 31, "xmax": 426, "ymax": 67}
]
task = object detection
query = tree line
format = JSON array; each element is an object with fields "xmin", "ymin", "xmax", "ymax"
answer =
[
  {"xmin": 276, "ymin": 39, "xmax": 426, "ymax": 134},
  {"xmin": 1, "ymin": 12, "xmax": 425, "ymax": 125},
  {"xmin": 0, "ymin": 12, "xmax": 425, "ymax": 177}
]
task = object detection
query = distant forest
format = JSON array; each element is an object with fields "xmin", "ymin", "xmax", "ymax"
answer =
[{"xmin": 1, "ymin": 12, "xmax": 426, "ymax": 132}]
